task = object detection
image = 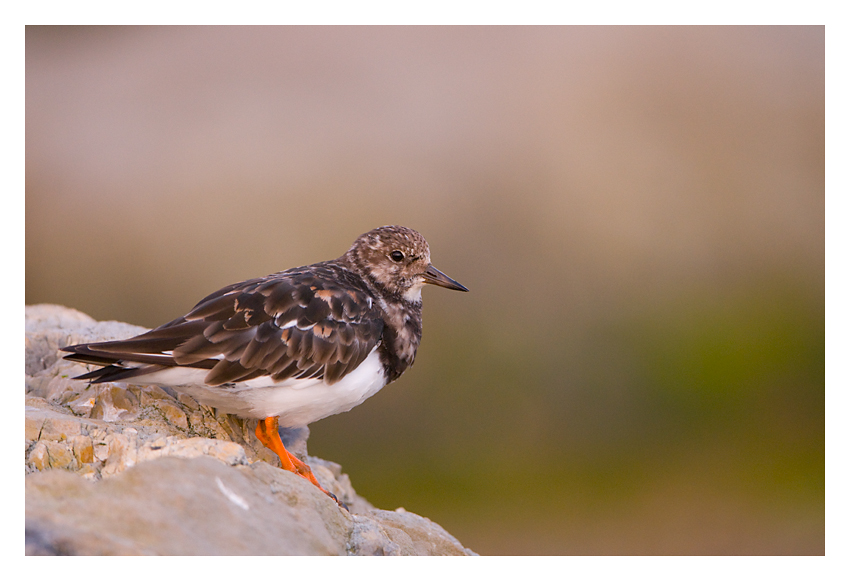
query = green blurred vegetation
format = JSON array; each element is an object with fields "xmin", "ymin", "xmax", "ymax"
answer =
[{"xmin": 310, "ymin": 277, "xmax": 823, "ymax": 554}]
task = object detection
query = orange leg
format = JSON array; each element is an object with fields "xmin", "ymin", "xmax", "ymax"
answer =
[{"xmin": 255, "ymin": 416, "xmax": 346, "ymax": 509}]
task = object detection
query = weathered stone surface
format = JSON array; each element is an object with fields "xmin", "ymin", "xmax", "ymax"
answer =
[
  {"xmin": 24, "ymin": 304, "xmax": 476, "ymax": 556},
  {"xmin": 26, "ymin": 457, "xmax": 351, "ymax": 555},
  {"xmin": 347, "ymin": 509, "xmax": 474, "ymax": 556}
]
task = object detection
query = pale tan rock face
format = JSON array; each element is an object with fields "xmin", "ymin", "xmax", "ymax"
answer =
[{"xmin": 25, "ymin": 304, "xmax": 476, "ymax": 556}]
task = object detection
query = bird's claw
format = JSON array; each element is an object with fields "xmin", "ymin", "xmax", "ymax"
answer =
[{"xmin": 327, "ymin": 491, "xmax": 349, "ymax": 512}]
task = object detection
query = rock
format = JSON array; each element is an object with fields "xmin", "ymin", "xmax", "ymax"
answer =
[
  {"xmin": 26, "ymin": 457, "xmax": 351, "ymax": 555},
  {"xmin": 24, "ymin": 304, "xmax": 476, "ymax": 556}
]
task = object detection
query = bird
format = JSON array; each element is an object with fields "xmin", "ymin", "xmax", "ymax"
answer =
[{"xmin": 60, "ymin": 225, "xmax": 468, "ymax": 507}]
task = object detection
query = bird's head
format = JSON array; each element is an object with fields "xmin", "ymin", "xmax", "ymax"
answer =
[{"xmin": 344, "ymin": 225, "xmax": 468, "ymax": 303}]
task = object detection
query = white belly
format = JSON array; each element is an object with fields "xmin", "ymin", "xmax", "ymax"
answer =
[{"xmin": 137, "ymin": 347, "xmax": 388, "ymax": 427}]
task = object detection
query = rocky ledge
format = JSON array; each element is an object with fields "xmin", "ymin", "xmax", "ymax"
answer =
[{"xmin": 25, "ymin": 304, "xmax": 476, "ymax": 556}]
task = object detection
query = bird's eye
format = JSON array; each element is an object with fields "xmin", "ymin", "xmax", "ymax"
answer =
[{"xmin": 390, "ymin": 251, "xmax": 405, "ymax": 262}]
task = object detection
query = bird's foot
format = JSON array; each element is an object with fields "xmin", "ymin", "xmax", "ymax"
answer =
[
  {"xmin": 288, "ymin": 454, "xmax": 349, "ymax": 511},
  {"xmin": 255, "ymin": 416, "xmax": 348, "ymax": 511}
]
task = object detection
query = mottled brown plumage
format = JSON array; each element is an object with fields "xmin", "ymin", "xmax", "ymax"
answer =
[{"xmin": 63, "ymin": 226, "xmax": 466, "ymax": 391}]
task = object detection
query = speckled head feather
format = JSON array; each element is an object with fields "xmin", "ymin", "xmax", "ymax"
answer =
[{"xmin": 342, "ymin": 225, "xmax": 467, "ymax": 303}]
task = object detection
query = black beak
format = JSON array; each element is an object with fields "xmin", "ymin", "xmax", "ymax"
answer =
[{"xmin": 422, "ymin": 264, "xmax": 469, "ymax": 292}]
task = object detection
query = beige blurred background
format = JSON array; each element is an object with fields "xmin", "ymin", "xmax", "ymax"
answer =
[{"xmin": 26, "ymin": 26, "xmax": 824, "ymax": 555}]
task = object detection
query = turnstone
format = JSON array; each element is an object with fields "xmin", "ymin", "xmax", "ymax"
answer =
[{"xmin": 61, "ymin": 225, "xmax": 468, "ymax": 506}]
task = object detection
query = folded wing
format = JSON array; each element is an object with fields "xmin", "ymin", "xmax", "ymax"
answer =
[{"xmin": 61, "ymin": 265, "xmax": 385, "ymax": 386}]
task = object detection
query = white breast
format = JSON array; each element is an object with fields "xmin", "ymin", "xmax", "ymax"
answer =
[{"xmin": 137, "ymin": 347, "xmax": 388, "ymax": 427}]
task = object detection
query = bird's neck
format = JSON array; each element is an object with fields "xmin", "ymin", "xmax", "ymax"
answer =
[{"xmin": 376, "ymin": 296, "xmax": 423, "ymax": 383}]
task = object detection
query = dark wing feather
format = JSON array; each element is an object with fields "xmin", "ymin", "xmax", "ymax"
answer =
[{"xmin": 62, "ymin": 265, "xmax": 385, "ymax": 387}]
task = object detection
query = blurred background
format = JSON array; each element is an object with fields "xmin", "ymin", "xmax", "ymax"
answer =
[{"xmin": 25, "ymin": 26, "xmax": 824, "ymax": 555}]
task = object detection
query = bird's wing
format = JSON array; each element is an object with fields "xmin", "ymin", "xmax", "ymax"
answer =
[{"xmin": 61, "ymin": 265, "xmax": 385, "ymax": 386}]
